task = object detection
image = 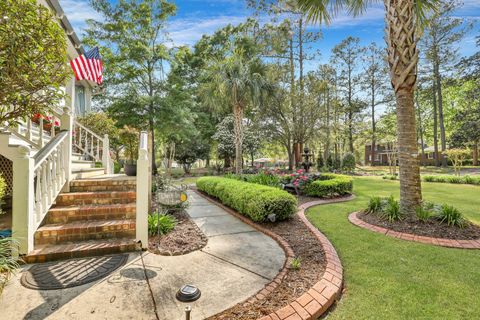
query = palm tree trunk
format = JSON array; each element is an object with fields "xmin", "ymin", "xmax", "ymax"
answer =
[
  {"xmin": 385, "ymin": 0, "xmax": 422, "ymax": 214},
  {"xmin": 233, "ymin": 103, "xmax": 244, "ymax": 174}
]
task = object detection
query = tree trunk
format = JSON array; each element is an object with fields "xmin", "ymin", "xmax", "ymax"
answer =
[
  {"xmin": 434, "ymin": 62, "xmax": 447, "ymax": 167},
  {"xmin": 371, "ymin": 79, "xmax": 376, "ymax": 167},
  {"xmin": 149, "ymin": 118, "xmax": 158, "ymax": 175},
  {"xmin": 473, "ymin": 141, "xmax": 478, "ymax": 166},
  {"xmin": 432, "ymin": 80, "xmax": 440, "ymax": 167},
  {"xmin": 385, "ymin": 0, "xmax": 422, "ymax": 214},
  {"xmin": 233, "ymin": 103, "xmax": 244, "ymax": 174},
  {"xmin": 325, "ymin": 88, "xmax": 331, "ymax": 162},
  {"xmin": 224, "ymin": 155, "xmax": 231, "ymax": 169}
]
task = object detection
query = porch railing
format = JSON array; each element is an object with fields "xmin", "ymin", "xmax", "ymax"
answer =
[
  {"xmin": 32, "ymin": 130, "xmax": 69, "ymax": 228},
  {"xmin": 73, "ymin": 120, "xmax": 113, "ymax": 174}
]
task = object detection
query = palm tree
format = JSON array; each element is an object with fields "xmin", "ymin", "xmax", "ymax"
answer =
[
  {"xmin": 205, "ymin": 52, "xmax": 271, "ymax": 174},
  {"xmin": 298, "ymin": 0, "xmax": 437, "ymax": 214}
]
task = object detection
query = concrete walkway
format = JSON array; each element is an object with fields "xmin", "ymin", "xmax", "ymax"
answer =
[{"xmin": 0, "ymin": 191, "xmax": 285, "ymax": 320}]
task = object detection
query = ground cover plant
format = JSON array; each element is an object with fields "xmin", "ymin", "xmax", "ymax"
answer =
[
  {"xmin": 423, "ymin": 174, "xmax": 480, "ymax": 185},
  {"xmin": 306, "ymin": 176, "xmax": 480, "ymax": 319},
  {"xmin": 148, "ymin": 214, "xmax": 177, "ymax": 236},
  {"xmin": 361, "ymin": 192, "xmax": 480, "ymax": 239},
  {"xmin": 196, "ymin": 176, "xmax": 297, "ymax": 222}
]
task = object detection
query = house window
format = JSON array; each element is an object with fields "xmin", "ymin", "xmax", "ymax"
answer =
[
  {"xmin": 375, "ymin": 154, "xmax": 381, "ymax": 161},
  {"xmin": 75, "ymin": 85, "xmax": 86, "ymax": 116}
]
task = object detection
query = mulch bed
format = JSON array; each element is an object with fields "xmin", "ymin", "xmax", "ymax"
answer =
[
  {"xmin": 148, "ymin": 210, "xmax": 207, "ymax": 256},
  {"xmin": 357, "ymin": 212, "xmax": 480, "ymax": 240},
  {"xmin": 207, "ymin": 202, "xmax": 326, "ymax": 320}
]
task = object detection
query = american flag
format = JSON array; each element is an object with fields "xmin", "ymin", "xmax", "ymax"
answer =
[{"xmin": 70, "ymin": 47, "xmax": 103, "ymax": 85}]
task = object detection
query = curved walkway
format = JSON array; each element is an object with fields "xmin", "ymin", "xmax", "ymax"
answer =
[
  {"xmin": 0, "ymin": 190, "xmax": 285, "ymax": 320},
  {"xmin": 349, "ymin": 212, "xmax": 480, "ymax": 249}
]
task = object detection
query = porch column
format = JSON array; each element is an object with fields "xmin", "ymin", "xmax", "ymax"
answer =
[{"xmin": 11, "ymin": 146, "xmax": 35, "ymax": 255}]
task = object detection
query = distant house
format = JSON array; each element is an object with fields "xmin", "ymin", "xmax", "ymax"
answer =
[{"xmin": 364, "ymin": 144, "xmax": 440, "ymax": 166}]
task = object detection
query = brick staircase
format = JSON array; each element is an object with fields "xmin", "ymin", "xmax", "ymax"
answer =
[{"xmin": 24, "ymin": 177, "xmax": 139, "ymax": 263}]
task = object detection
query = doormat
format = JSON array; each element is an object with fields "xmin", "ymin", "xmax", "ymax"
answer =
[{"xmin": 21, "ymin": 254, "xmax": 128, "ymax": 290}]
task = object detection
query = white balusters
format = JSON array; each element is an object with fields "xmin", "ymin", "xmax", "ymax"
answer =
[
  {"xmin": 39, "ymin": 117, "xmax": 44, "ymax": 148},
  {"xmin": 72, "ymin": 121, "xmax": 113, "ymax": 173}
]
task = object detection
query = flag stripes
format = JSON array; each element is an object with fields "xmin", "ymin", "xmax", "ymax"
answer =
[{"xmin": 69, "ymin": 47, "xmax": 103, "ymax": 85}]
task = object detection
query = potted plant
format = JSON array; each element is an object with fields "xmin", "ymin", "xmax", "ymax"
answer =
[{"xmin": 119, "ymin": 126, "xmax": 139, "ymax": 176}]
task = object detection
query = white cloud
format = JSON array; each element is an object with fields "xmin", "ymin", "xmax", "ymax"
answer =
[
  {"xmin": 326, "ymin": 5, "xmax": 384, "ymax": 29},
  {"xmin": 167, "ymin": 15, "xmax": 248, "ymax": 47},
  {"xmin": 59, "ymin": 0, "xmax": 103, "ymax": 34}
]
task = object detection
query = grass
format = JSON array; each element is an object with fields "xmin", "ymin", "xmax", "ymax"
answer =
[{"xmin": 306, "ymin": 176, "xmax": 480, "ymax": 319}]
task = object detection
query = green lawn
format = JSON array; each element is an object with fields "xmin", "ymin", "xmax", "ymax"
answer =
[{"xmin": 306, "ymin": 176, "xmax": 480, "ymax": 320}]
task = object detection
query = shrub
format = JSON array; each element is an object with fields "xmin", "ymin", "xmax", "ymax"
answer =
[
  {"xmin": 148, "ymin": 214, "xmax": 177, "ymax": 236},
  {"xmin": 415, "ymin": 204, "xmax": 433, "ymax": 222},
  {"xmin": 436, "ymin": 204, "xmax": 466, "ymax": 227},
  {"xmin": 447, "ymin": 176, "xmax": 463, "ymax": 184},
  {"xmin": 381, "ymin": 196, "xmax": 402, "ymax": 222},
  {"xmin": 196, "ymin": 177, "xmax": 297, "ymax": 222},
  {"xmin": 382, "ymin": 175, "xmax": 397, "ymax": 180},
  {"xmin": 342, "ymin": 153, "xmax": 356, "ymax": 172},
  {"xmin": 303, "ymin": 173, "xmax": 353, "ymax": 198},
  {"xmin": 0, "ymin": 237, "xmax": 19, "ymax": 295},
  {"xmin": 423, "ymin": 175, "xmax": 480, "ymax": 185},
  {"xmin": 367, "ymin": 196, "xmax": 382, "ymax": 214},
  {"xmin": 113, "ymin": 162, "xmax": 122, "ymax": 174}
]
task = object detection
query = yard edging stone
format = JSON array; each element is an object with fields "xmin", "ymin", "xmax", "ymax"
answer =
[
  {"xmin": 349, "ymin": 212, "xmax": 480, "ymax": 249},
  {"xmin": 194, "ymin": 187, "xmax": 353, "ymax": 320}
]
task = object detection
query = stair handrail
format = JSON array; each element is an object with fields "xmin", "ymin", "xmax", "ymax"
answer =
[
  {"xmin": 73, "ymin": 120, "xmax": 113, "ymax": 174},
  {"xmin": 7, "ymin": 107, "xmax": 74, "ymax": 255},
  {"xmin": 3, "ymin": 109, "xmax": 63, "ymax": 150}
]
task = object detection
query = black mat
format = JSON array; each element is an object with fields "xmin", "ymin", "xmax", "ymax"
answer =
[{"xmin": 21, "ymin": 254, "xmax": 128, "ymax": 290}]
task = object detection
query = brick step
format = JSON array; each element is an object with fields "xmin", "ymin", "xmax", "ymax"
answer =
[
  {"xmin": 24, "ymin": 238, "xmax": 139, "ymax": 264},
  {"xmin": 47, "ymin": 203, "xmax": 136, "ymax": 224},
  {"xmin": 55, "ymin": 191, "xmax": 136, "ymax": 206},
  {"xmin": 35, "ymin": 219, "xmax": 136, "ymax": 245},
  {"xmin": 70, "ymin": 178, "xmax": 136, "ymax": 192}
]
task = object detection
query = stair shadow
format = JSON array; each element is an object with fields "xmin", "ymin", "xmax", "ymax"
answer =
[{"xmin": 21, "ymin": 253, "xmax": 156, "ymax": 320}]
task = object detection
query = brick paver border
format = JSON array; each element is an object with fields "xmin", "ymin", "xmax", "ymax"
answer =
[
  {"xmin": 349, "ymin": 212, "xmax": 480, "ymax": 249},
  {"xmin": 194, "ymin": 188, "xmax": 354, "ymax": 320}
]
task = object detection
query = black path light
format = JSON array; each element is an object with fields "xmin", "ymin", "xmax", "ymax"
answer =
[{"xmin": 176, "ymin": 284, "xmax": 201, "ymax": 302}]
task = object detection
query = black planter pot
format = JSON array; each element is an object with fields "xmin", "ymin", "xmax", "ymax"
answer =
[{"xmin": 124, "ymin": 163, "xmax": 137, "ymax": 176}]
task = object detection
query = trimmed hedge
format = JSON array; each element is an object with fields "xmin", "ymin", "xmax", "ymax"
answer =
[
  {"xmin": 196, "ymin": 177, "xmax": 297, "ymax": 222},
  {"xmin": 303, "ymin": 173, "xmax": 353, "ymax": 198}
]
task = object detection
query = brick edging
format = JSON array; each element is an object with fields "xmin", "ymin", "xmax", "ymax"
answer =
[
  {"xmin": 194, "ymin": 188, "xmax": 352, "ymax": 320},
  {"xmin": 349, "ymin": 212, "xmax": 480, "ymax": 249}
]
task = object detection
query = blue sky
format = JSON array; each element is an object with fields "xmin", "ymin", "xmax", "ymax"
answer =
[{"xmin": 61, "ymin": 0, "xmax": 479, "ymax": 67}]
